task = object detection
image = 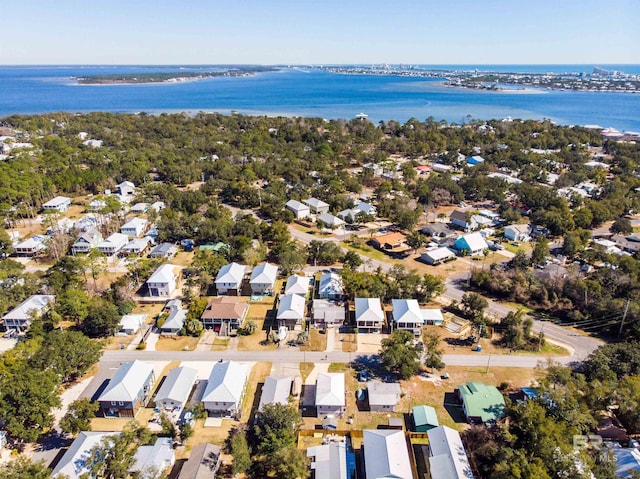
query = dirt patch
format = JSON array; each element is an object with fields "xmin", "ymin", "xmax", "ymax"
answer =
[
  {"xmin": 341, "ymin": 333, "xmax": 358, "ymax": 352},
  {"xmin": 300, "ymin": 328, "xmax": 327, "ymax": 352},
  {"xmin": 156, "ymin": 335, "xmax": 200, "ymax": 352}
]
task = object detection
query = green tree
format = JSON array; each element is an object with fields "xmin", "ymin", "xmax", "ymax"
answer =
[
  {"xmin": 262, "ymin": 446, "xmax": 309, "ymax": 479},
  {"xmin": 379, "ymin": 329, "xmax": 421, "ymax": 379},
  {"xmin": 60, "ymin": 398, "xmax": 99, "ymax": 435},
  {"xmin": 0, "ymin": 367, "xmax": 61, "ymax": 442},
  {"xmin": 159, "ymin": 412, "xmax": 177, "ymax": 439},
  {"xmin": 252, "ymin": 403, "xmax": 302, "ymax": 455},
  {"xmin": 32, "ymin": 330, "xmax": 102, "ymax": 383},
  {"xmin": 55, "ymin": 289, "xmax": 90, "ymax": 325},
  {"xmin": 342, "ymin": 250, "xmax": 363, "ymax": 270},
  {"xmin": 530, "ymin": 237, "xmax": 550, "ymax": 265},
  {"xmin": 277, "ymin": 244, "xmax": 307, "ymax": 276},
  {"xmin": 611, "ymin": 216, "xmax": 633, "ymax": 235},
  {"xmin": 422, "ymin": 329, "xmax": 445, "ymax": 372},
  {"xmin": 0, "ymin": 456, "xmax": 51, "ymax": 479},
  {"xmin": 461, "ymin": 292, "xmax": 488, "ymax": 326},
  {"xmin": 406, "ymin": 232, "xmax": 427, "ymax": 254},
  {"xmin": 230, "ymin": 429, "xmax": 251, "ymax": 476},
  {"xmin": 82, "ymin": 297, "xmax": 120, "ymax": 337},
  {"xmin": 86, "ymin": 421, "xmax": 150, "ymax": 479},
  {"xmin": 179, "ymin": 422, "xmax": 194, "ymax": 442}
]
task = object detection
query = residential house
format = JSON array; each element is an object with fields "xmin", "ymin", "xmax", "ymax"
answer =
[
  {"xmin": 454, "ymin": 232, "xmax": 489, "ymax": 256},
  {"xmin": 392, "ymin": 299, "xmax": 423, "ymax": 334},
  {"xmin": 304, "ymin": 197, "xmax": 330, "ymax": 214},
  {"xmin": 130, "ymin": 437, "xmax": 175, "ymax": 478},
  {"xmin": 250, "ymin": 262, "xmax": 278, "ymax": 295},
  {"xmin": 97, "ymin": 232, "xmax": 129, "ymax": 255},
  {"xmin": 457, "ymin": 381, "xmax": 506, "ymax": 424},
  {"xmin": 317, "ymin": 212, "xmax": 345, "ymax": 229},
  {"xmin": 312, "ymin": 299, "xmax": 345, "ymax": 327},
  {"xmin": 371, "ymin": 231, "xmax": 407, "ymax": 251},
  {"xmin": 87, "ymin": 198, "xmax": 107, "ymax": 211},
  {"xmin": 355, "ymin": 297, "xmax": 384, "ymax": 333},
  {"xmin": 466, "ymin": 155, "xmax": 486, "ymax": 166},
  {"xmin": 422, "ymin": 308, "xmax": 444, "ymax": 326},
  {"xmin": 2, "ymin": 294, "xmax": 55, "ymax": 332},
  {"xmin": 122, "ymin": 237, "xmax": 153, "ymax": 256},
  {"xmin": 117, "ymin": 313, "xmax": 147, "ymax": 335},
  {"xmin": 13, "ymin": 235, "xmax": 47, "ymax": 256},
  {"xmin": 316, "ymin": 372, "xmax": 345, "ymax": 418},
  {"xmin": 202, "ymin": 361, "xmax": 249, "ymax": 418},
  {"xmin": 421, "ymin": 247, "xmax": 456, "ymax": 266},
  {"xmin": 117, "ymin": 180, "xmax": 136, "ymax": 197},
  {"xmin": 151, "ymin": 201, "xmax": 166, "ymax": 212},
  {"xmin": 276, "ymin": 293, "xmax": 306, "ymax": 330},
  {"xmin": 74, "ymin": 216, "xmax": 99, "ymax": 232},
  {"xmin": 427, "ymin": 425, "xmax": 475, "ymax": 479},
  {"xmin": 178, "ymin": 443, "xmax": 222, "ymax": 479},
  {"xmin": 149, "ymin": 242, "xmax": 178, "ymax": 259},
  {"xmin": 284, "ymin": 275, "xmax": 310, "ymax": 296},
  {"xmin": 487, "ymin": 172, "xmax": 522, "ymax": 184},
  {"xmin": 71, "ymin": 228, "xmax": 103, "ymax": 254},
  {"xmin": 120, "ymin": 217, "xmax": 148, "ymax": 237},
  {"xmin": 51, "ymin": 432, "xmax": 117, "ymax": 479},
  {"xmin": 214, "ymin": 262, "xmax": 246, "ymax": 295},
  {"xmin": 146, "ymin": 264, "xmax": 181, "ymax": 297},
  {"xmin": 285, "ymin": 199, "xmax": 310, "ymax": 219},
  {"xmin": 431, "ymin": 163, "xmax": 453, "ymax": 173},
  {"xmin": 42, "ymin": 195, "xmax": 71, "ymax": 213},
  {"xmin": 98, "ymin": 360, "xmax": 155, "ymax": 417},
  {"xmin": 504, "ymin": 224, "xmax": 531, "ymax": 242},
  {"xmin": 337, "ymin": 201, "xmax": 377, "ymax": 222},
  {"xmin": 160, "ymin": 304, "xmax": 187, "ymax": 335},
  {"xmin": 421, "ymin": 223, "xmax": 455, "ymax": 239},
  {"xmin": 450, "ymin": 210, "xmax": 477, "ymax": 231},
  {"xmin": 200, "ymin": 297, "xmax": 249, "ymax": 334},
  {"xmin": 258, "ymin": 376, "xmax": 293, "ymax": 412},
  {"xmin": 318, "ymin": 271, "xmax": 343, "ymax": 300},
  {"xmin": 363, "ymin": 429, "xmax": 412, "ymax": 479},
  {"xmin": 367, "ymin": 380, "xmax": 401, "ymax": 412},
  {"xmin": 413, "ymin": 405, "xmax": 439, "ymax": 432},
  {"xmin": 130, "ymin": 202, "xmax": 149, "ymax": 214},
  {"xmin": 155, "ymin": 366, "xmax": 198, "ymax": 411},
  {"xmin": 307, "ymin": 442, "xmax": 347, "ymax": 479}
]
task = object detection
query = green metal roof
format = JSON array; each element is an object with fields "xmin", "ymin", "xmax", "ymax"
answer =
[
  {"xmin": 412, "ymin": 405, "xmax": 439, "ymax": 427},
  {"xmin": 458, "ymin": 381, "xmax": 505, "ymax": 423}
]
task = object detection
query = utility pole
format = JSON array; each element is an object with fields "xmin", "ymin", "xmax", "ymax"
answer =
[
  {"xmin": 618, "ymin": 298, "xmax": 631, "ymax": 338},
  {"xmin": 538, "ymin": 323, "xmax": 545, "ymax": 352},
  {"xmin": 485, "ymin": 354, "xmax": 491, "ymax": 373}
]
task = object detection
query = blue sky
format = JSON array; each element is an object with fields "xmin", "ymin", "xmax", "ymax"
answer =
[{"xmin": 2, "ymin": 0, "xmax": 638, "ymax": 64}]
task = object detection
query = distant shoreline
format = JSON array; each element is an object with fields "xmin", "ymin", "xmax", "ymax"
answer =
[{"xmin": 73, "ymin": 67, "xmax": 277, "ymax": 85}]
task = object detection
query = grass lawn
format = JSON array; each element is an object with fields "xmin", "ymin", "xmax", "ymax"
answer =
[
  {"xmin": 237, "ymin": 319, "xmax": 276, "ymax": 351},
  {"xmin": 299, "ymin": 362, "xmax": 314, "ymax": 383},
  {"xmin": 132, "ymin": 302, "xmax": 164, "ymax": 320},
  {"xmin": 341, "ymin": 240, "xmax": 396, "ymax": 264},
  {"xmin": 91, "ymin": 407, "xmax": 154, "ymax": 432},
  {"xmin": 171, "ymin": 251, "xmax": 194, "ymax": 267},
  {"xmin": 300, "ymin": 328, "xmax": 327, "ymax": 352},
  {"xmin": 341, "ymin": 333, "xmax": 358, "ymax": 352},
  {"xmin": 104, "ymin": 335, "xmax": 134, "ymax": 350},
  {"xmin": 328, "ymin": 363, "xmax": 348, "ymax": 373},
  {"xmin": 211, "ymin": 337, "xmax": 230, "ymax": 351},
  {"xmin": 181, "ymin": 418, "xmax": 236, "ymax": 458},
  {"xmin": 155, "ymin": 335, "xmax": 200, "ymax": 352},
  {"xmin": 241, "ymin": 362, "xmax": 272, "ymax": 421}
]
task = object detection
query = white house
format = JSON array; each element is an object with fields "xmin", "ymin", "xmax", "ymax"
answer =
[
  {"xmin": 151, "ymin": 201, "xmax": 165, "ymax": 212},
  {"xmin": 422, "ymin": 308, "xmax": 444, "ymax": 326},
  {"xmin": 367, "ymin": 380, "xmax": 402, "ymax": 412},
  {"xmin": 118, "ymin": 313, "xmax": 147, "ymax": 335},
  {"xmin": 149, "ymin": 242, "xmax": 178, "ymax": 259},
  {"xmin": 363, "ymin": 429, "xmax": 412, "ymax": 479},
  {"xmin": 13, "ymin": 235, "xmax": 47, "ymax": 256},
  {"xmin": 154, "ymin": 366, "xmax": 198, "ymax": 411},
  {"xmin": 117, "ymin": 181, "xmax": 136, "ymax": 197},
  {"xmin": 312, "ymin": 299, "xmax": 346, "ymax": 327},
  {"xmin": 392, "ymin": 298, "xmax": 423, "ymax": 334},
  {"xmin": 258, "ymin": 375, "xmax": 293, "ymax": 412},
  {"xmin": 51, "ymin": 432, "xmax": 117, "ymax": 479},
  {"xmin": 130, "ymin": 202, "xmax": 149, "ymax": 214},
  {"xmin": 318, "ymin": 271, "xmax": 343, "ymax": 300},
  {"xmin": 355, "ymin": 297, "xmax": 384, "ymax": 333},
  {"xmin": 2, "ymin": 294, "xmax": 55, "ymax": 332},
  {"xmin": 43, "ymin": 196, "xmax": 72, "ymax": 213},
  {"xmin": 427, "ymin": 425, "xmax": 475, "ymax": 479},
  {"xmin": 307, "ymin": 442, "xmax": 348, "ymax": 479},
  {"xmin": 159, "ymin": 304, "xmax": 187, "ymax": 335},
  {"xmin": 98, "ymin": 360, "xmax": 155, "ymax": 417},
  {"xmin": 130, "ymin": 437, "xmax": 175, "ymax": 478},
  {"xmin": 284, "ymin": 275, "xmax": 310, "ymax": 296},
  {"xmin": 97, "ymin": 232, "xmax": 129, "ymax": 255},
  {"xmin": 71, "ymin": 229, "xmax": 103, "ymax": 254},
  {"xmin": 122, "ymin": 237, "xmax": 153, "ymax": 256},
  {"xmin": 146, "ymin": 264, "xmax": 181, "ymax": 297},
  {"xmin": 454, "ymin": 232, "xmax": 489, "ymax": 256},
  {"xmin": 276, "ymin": 293, "xmax": 306, "ymax": 330},
  {"xmin": 317, "ymin": 213, "xmax": 345, "ymax": 229},
  {"xmin": 202, "ymin": 361, "xmax": 249, "ymax": 418},
  {"xmin": 316, "ymin": 372, "xmax": 345, "ymax": 418},
  {"xmin": 215, "ymin": 262, "xmax": 246, "ymax": 295},
  {"xmin": 285, "ymin": 199, "xmax": 311, "ymax": 219},
  {"xmin": 87, "ymin": 198, "xmax": 107, "ymax": 211},
  {"xmin": 250, "ymin": 263, "xmax": 278, "ymax": 295},
  {"xmin": 120, "ymin": 217, "xmax": 148, "ymax": 238},
  {"xmin": 304, "ymin": 197, "xmax": 330, "ymax": 214},
  {"xmin": 421, "ymin": 247, "xmax": 456, "ymax": 266},
  {"xmin": 504, "ymin": 224, "xmax": 531, "ymax": 242}
]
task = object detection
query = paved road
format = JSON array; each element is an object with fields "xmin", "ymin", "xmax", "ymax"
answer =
[{"xmin": 102, "ymin": 348, "xmax": 568, "ymax": 369}]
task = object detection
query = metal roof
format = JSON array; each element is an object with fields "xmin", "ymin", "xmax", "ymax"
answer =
[
  {"xmin": 363, "ymin": 429, "xmax": 412, "ymax": 479},
  {"xmin": 99, "ymin": 360, "xmax": 154, "ymax": 403},
  {"xmin": 427, "ymin": 425, "xmax": 475, "ymax": 479},
  {"xmin": 155, "ymin": 366, "xmax": 198, "ymax": 405},
  {"xmin": 202, "ymin": 361, "xmax": 249, "ymax": 404},
  {"xmin": 315, "ymin": 373, "xmax": 345, "ymax": 407}
]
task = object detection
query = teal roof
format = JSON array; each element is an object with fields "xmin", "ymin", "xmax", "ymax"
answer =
[
  {"xmin": 458, "ymin": 381, "xmax": 505, "ymax": 423},
  {"xmin": 412, "ymin": 405, "xmax": 439, "ymax": 427},
  {"xmin": 199, "ymin": 242, "xmax": 229, "ymax": 252}
]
